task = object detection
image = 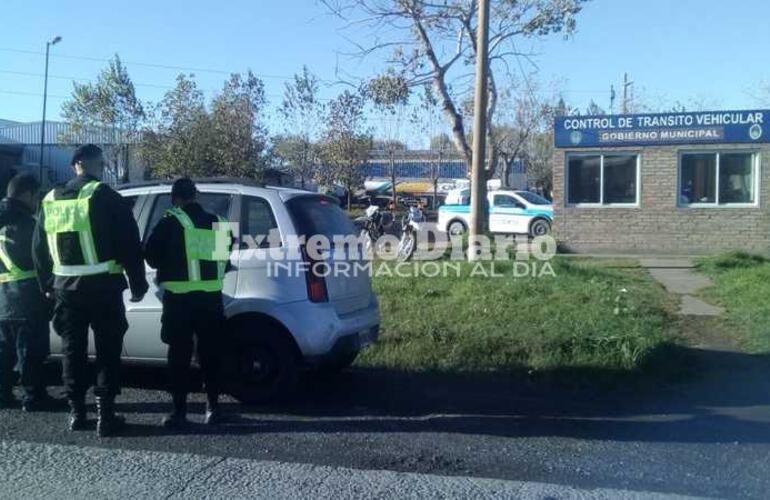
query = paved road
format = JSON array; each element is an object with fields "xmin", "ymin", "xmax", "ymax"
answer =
[
  {"xmin": 1, "ymin": 439, "xmax": 695, "ymax": 499},
  {"xmin": 0, "ymin": 344, "xmax": 769, "ymax": 499}
]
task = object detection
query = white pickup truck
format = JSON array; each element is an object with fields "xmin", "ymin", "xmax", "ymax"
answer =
[{"xmin": 438, "ymin": 189, "xmax": 553, "ymax": 237}]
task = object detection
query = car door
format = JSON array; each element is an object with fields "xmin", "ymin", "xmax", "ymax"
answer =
[
  {"xmin": 232, "ymin": 194, "xmax": 297, "ymax": 305},
  {"xmin": 489, "ymin": 194, "xmax": 527, "ymax": 234},
  {"xmin": 122, "ymin": 190, "xmax": 237, "ymax": 361}
]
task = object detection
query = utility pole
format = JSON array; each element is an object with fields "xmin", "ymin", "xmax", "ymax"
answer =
[
  {"xmin": 468, "ymin": 0, "xmax": 490, "ymax": 260},
  {"xmin": 39, "ymin": 35, "xmax": 62, "ymax": 185},
  {"xmin": 622, "ymin": 73, "xmax": 633, "ymax": 114}
]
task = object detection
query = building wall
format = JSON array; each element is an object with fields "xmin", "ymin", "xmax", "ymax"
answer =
[{"xmin": 552, "ymin": 143, "xmax": 770, "ymax": 254}]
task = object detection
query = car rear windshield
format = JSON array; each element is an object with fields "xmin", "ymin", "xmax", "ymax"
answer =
[{"xmin": 286, "ymin": 195, "xmax": 356, "ymax": 239}]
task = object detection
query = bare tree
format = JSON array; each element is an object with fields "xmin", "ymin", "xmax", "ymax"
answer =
[
  {"xmin": 276, "ymin": 66, "xmax": 325, "ymax": 188},
  {"xmin": 322, "ymin": 0, "xmax": 586, "ymax": 179}
]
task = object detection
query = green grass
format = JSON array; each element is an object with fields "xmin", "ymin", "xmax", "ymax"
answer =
[
  {"xmin": 695, "ymin": 251, "xmax": 770, "ymax": 352},
  {"xmin": 359, "ymin": 257, "xmax": 674, "ymax": 374}
]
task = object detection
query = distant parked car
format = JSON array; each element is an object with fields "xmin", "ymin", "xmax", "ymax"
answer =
[{"xmin": 438, "ymin": 189, "xmax": 553, "ymax": 237}]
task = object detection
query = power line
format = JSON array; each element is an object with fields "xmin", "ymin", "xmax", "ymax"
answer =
[{"xmin": 0, "ymin": 46, "xmax": 335, "ymax": 83}]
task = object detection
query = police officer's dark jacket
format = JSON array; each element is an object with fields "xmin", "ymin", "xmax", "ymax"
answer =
[
  {"xmin": 0, "ymin": 197, "xmax": 49, "ymax": 320},
  {"xmin": 144, "ymin": 202, "xmax": 230, "ymax": 290},
  {"xmin": 32, "ymin": 174, "xmax": 148, "ymax": 297}
]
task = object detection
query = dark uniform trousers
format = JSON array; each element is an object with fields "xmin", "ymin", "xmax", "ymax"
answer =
[
  {"xmin": 0, "ymin": 319, "xmax": 49, "ymax": 398},
  {"xmin": 161, "ymin": 291, "xmax": 224, "ymax": 398},
  {"xmin": 53, "ymin": 290, "xmax": 128, "ymax": 399}
]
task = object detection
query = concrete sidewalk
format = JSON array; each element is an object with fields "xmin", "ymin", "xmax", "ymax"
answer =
[
  {"xmin": 0, "ymin": 439, "xmax": 699, "ymax": 499},
  {"xmin": 639, "ymin": 258, "xmax": 724, "ymax": 316}
]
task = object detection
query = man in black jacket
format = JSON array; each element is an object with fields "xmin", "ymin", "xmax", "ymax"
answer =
[
  {"xmin": 0, "ymin": 173, "xmax": 55, "ymax": 411},
  {"xmin": 145, "ymin": 178, "xmax": 230, "ymax": 428},
  {"xmin": 33, "ymin": 144, "xmax": 148, "ymax": 437}
]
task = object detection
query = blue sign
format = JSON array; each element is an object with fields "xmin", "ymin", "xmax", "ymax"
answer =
[{"xmin": 554, "ymin": 110, "xmax": 770, "ymax": 148}]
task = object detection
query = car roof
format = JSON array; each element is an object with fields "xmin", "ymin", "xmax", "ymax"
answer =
[{"xmin": 115, "ymin": 177, "xmax": 320, "ymax": 201}]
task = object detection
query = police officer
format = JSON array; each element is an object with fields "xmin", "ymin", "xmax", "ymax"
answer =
[
  {"xmin": 145, "ymin": 178, "xmax": 230, "ymax": 428},
  {"xmin": 33, "ymin": 144, "xmax": 148, "ymax": 437},
  {"xmin": 0, "ymin": 174, "xmax": 55, "ymax": 411}
]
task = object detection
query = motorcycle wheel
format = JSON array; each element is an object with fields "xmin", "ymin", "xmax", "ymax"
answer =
[{"xmin": 397, "ymin": 231, "xmax": 416, "ymax": 261}]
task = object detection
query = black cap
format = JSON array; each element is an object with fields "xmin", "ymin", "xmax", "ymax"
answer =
[{"xmin": 171, "ymin": 177, "xmax": 197, "ymax": 201}]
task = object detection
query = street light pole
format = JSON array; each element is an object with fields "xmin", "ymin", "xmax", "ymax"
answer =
[
  {"xmin": 468, "ymin": 0, "xmax": 490, "ymax": 260},
  {"xmin": 39, "ymin": 36, "xmax": 61, "ymax": 185}
]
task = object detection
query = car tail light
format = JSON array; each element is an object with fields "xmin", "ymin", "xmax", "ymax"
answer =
[{"xmin": 301, "ymin": 245, "xmax": 328, "ymax": 303}]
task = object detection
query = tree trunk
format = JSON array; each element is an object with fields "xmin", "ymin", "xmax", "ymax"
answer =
[{"xmin": 389, "ymin": 152, "xmax": 397, "ymax": 209}]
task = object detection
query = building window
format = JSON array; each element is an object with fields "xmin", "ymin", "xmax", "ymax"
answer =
[
  {"xmin": 566, "ymin": 154, "xmax": 638, "ymax": 206},
  {"xmin": 679, "ymin": 152, "xmax": 757, "ymax": 206}
]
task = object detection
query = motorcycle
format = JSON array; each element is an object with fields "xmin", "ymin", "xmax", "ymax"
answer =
[
  {"xmin": 396, "ymin": 205, "xmax": 425, "ymax": 261},
  {"xmin": 354, "ymin": 205, "xmax": 393, "ymax": 257}
]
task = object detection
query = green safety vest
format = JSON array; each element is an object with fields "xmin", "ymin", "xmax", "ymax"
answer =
[
  {"xmin": 42, "ymin": 181, "xmax": 124, "ymax": 277},
  {"xmin": 160, "ymin": 207, "xmax": 231, "ymax": 294},
  {"xmin": 0, "ymin": 234, "xmax": 37, "ymax": 283}
]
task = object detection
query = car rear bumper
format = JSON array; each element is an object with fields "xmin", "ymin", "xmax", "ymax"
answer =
[
  {"xmin": 303, "ymin": 323, "xmax": 380, "ymax": 367},
  {"xmin": 271, "ymin": 294, "xmax": 381, "ymax": 359}
]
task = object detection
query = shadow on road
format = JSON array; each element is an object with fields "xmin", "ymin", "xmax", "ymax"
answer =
[{"xmin": 107, "ymin": 343, "xmax": 770, "ymax": 444}]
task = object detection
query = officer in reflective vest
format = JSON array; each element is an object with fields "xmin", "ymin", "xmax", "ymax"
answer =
[
  {"xmin": 145, "ymin": 178, "xmax": 231, "ymax": 428},
  {"xmin": 33, "ymin": 144, "xmax": 148, "ymax": 437},
  {"xmin": 0, "ymin": 174, "xmax": 56, "ymax": 411}
]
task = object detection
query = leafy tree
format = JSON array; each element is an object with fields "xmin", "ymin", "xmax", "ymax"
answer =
[
  {"xmin": 61, "ymin": 54, "xmax": 144, "ymax": 183},
  {"xmin": 141, "ymin": 74, "xmax": 212, "ymax": 178},
  {"xmin": 142, "ymin": 72, "xmax": 268, "ymax": 179},
  {"xmin": 275, "ymin": 66, "xmax": 325, "ymax": 188},
  {"xmin": 429, "ymin": 133, "xmax": 453, "ymax": 152},
  {"xmin": 366, "ymin": 71, "xmax": 411, "ymax": 206},
  {"xmin": 319, "ymin": 90, "xmax": 372, "ymax": 209},
  {"xmin": 209, "ymin": 71, "xmax": 268, "ymax": 178}
]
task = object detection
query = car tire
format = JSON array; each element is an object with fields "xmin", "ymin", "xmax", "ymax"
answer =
[
  {"xmin": 225, "ymin": 326, "xmax": 299, "ymax": 405},
  {"xmin": 529, "ymin": 218, "xmax": 551, "ymax": 237},
  {"xmin": 447, "ymin": 220, "xmax": 467, "ymax": 236}
]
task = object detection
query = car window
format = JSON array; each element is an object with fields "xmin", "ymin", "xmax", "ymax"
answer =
[
  {"xmin": 122, "ymin": 195, "xmax": 143, "ymax": 220},
  {"xmin": 493, "ymin": 195, "xmax": 522, "ymax": 208},
  {"xmin": 241, "ymin": 196, "xmax": 280, "ymax": 248},
  {"xmin": 286, "ymin": 195, "xmax": 356, "ymax": 239},
  {"xmin": 144, "ymin": 192, "xmax": 232, "ymax": 240},
  {"xmin": 516, "ymin": 191, "xmax": 551, "ymax": 205}
]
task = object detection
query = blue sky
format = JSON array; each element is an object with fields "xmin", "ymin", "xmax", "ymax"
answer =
[{"xmin": 1, "ymin": 0, "xmax": 768, "ymax": 146}]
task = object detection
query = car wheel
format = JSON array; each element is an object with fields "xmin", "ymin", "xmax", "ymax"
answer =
[
  {"xmin": 225, "ymin": 328, "xmax": 299, "ymax": 405},
  {"xmin": 529, "ymin": 218, "xmax": 551, "ymax": 237},
  {"xmin": 447, "ymin": 220, "xmax": 467, "ymax": 236}
]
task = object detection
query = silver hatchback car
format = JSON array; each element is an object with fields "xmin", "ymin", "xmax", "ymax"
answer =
[{"xmin": 50, "ymin": 179, "xmax": 380, "ymax": 403}]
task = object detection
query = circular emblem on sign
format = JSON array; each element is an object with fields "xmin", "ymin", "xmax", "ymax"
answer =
[
  {"xmin": 569, "ymin": 130, "xmax": 582, "ymax": 145},
  {"xmin": 749, "ymin": 124, "xmax": 762, "ymax": 141}
]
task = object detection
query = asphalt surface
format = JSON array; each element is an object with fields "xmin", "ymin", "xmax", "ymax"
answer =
[
  {"xmin": 0, "ymin": 343, "xmax": 769, "ymax": 499},
  {"xmin": 1, "ymin": 440, "xmax": 695, "ymax": 499}
]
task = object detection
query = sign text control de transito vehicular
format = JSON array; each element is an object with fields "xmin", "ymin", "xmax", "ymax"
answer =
[
  {"xmin": 49, "ymin": 179, "xmax": 380, "ymax": 403},
  {"xmin": 438, "ymin": 189, "xmax": 553, "ymax": 237}
]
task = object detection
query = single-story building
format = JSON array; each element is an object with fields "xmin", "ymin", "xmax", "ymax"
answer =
[{"xmin": 552, "ymin": 109, "xmax": 770, "ymax": 254}]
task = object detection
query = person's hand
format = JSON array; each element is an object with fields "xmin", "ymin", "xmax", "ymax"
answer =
[{"xmin": 129, "ymin": 293, "xmax": 145, "ymax": 303}]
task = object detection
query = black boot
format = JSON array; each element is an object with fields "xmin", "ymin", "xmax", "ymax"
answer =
[
  {"xmin": 162, "ymin": 394, "xmax": 189, "ymax": 429},
  {"xmin": 204, "ymin": 394, "xmax": 222, "ymax": 425},
  {"xmin": 68, "ymin": 398, "xmax": 88, "ymax": 431},
  {"xmin": 95, "ymin": 396, "xmax": 126, "ymax": 437}
]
